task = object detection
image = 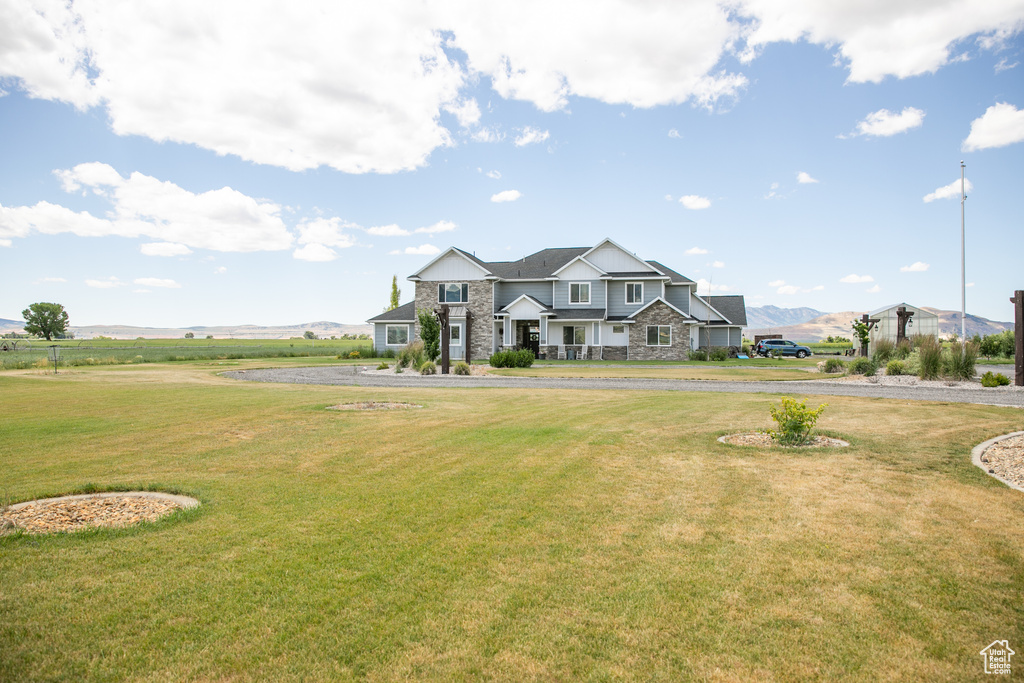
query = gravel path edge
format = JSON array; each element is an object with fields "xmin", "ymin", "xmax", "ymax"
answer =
[{"xmin": 972, "ymin": 432, "xmax": 1024, "ymax": 494}]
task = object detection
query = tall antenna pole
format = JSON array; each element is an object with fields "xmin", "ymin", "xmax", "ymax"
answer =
[{"xmin": 960, "ymin": 160, "xmax": 966, "ymax": 342}]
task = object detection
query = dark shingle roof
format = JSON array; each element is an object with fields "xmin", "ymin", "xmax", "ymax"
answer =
[
  {"xmin": 707, "ymin": 295, "xmax": 747, "ymax": 326},
  {"xmin": 549, "ymin": 308, "xmax": 606, "ymax": 320},
  {"xmin": 486, "ymin": 247, "xmax": 590, "ymax": 279},
  {"xmin": 647, "ymin": 260, "xmax": 694, "ymax": 284},
  {"xmin": 605, "ymin": 271, "xmax": 667, "ymax": 278},
  {"xmin": 367, "ymin": 301, "xmax": 416, "ymax": 322}
]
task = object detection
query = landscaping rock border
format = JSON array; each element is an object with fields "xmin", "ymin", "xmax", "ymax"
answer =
[
  {"xmin": 0, "ymin": 491, "xmax": 199, "ymax": 535},
  {"xmin": 717, "ymin": 433, "xmax": 850, "ymax": 448},
  {"xmin": 972, "ymin": 431, "xmax": 1024, "ymax": 494}
]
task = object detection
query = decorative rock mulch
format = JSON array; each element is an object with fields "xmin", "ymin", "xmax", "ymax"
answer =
[
  {"xmin": 974, "ymin": 432, "xmax": 1024, "ymax": 492},
  {"xmin": 326, "ymin": 401, "xmax": 422, "ymax": 411},
  {"xmin": 0, "ymin": 492, "xmax": 198, "ymax": 535},
  {"xmin": 718, "ymin": 433, "xmax": 850, "ymax": 448}
]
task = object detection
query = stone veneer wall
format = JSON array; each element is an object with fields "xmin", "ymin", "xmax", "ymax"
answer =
[
  {"xmin": 414, "ymin": 280, "xmax": 493, "ymax": 362},
  {"xmin": 627, "ymin": 301, "xmax": 691, "ymax": 361}
]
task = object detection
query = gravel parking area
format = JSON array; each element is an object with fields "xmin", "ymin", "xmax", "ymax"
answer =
[{"xmin": 225, "ymin": 365, "xmax": 1024, "ymax": 407}]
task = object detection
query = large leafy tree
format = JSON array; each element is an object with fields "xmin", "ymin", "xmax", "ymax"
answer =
[{"xmin": 22, "ymin": 302, "xmax": 70, "ymax": 341}]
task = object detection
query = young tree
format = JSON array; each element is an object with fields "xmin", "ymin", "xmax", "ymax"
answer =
[
  {"xmin": 303, "ymin": 330, "xmax": 316, "ymax": 339},
  {"xmin": 184, "ymin": 332, "xmax": 195, "ymax": 339},
  {"xmin": 417, "ymin": 308, "xmax": 440, "ymax": 361},
  {"xmin": 21, "ymin": 302, "xmax": 69, "ymax": 341},
  {"xmin": 386, "ymin": 275, "xmax": 401, "ymax": 312}
]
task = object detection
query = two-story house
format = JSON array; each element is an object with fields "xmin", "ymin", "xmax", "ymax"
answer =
[{"xmin": 368, "ymin": 238, "xmax": 746, "ymax": 361}]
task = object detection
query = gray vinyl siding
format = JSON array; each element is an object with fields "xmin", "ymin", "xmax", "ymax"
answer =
[
  {"xmin": 709, "ymin": 328, "xmax": 729, "ymax": 346},
  {"xmin": 494, "ymin": 281, "xmax": 553, "ymax": 309},
  {"xmin": 606, "ymin": 280, "xmax": 658, "ymax": 317},
  {"xmin": 554, "ymin": 280, "xmax": 605, "ymax": 308},
  {"xmin": 729, "ymin": 328, "xmax": 741, "ymax": 346},
  {"xmin": 374, "ymin": 322, "xmax": 413, "ymax": 352},
  {"xmin": 664, "ymin": 285, "xmax": 690, "ymax": 315}
]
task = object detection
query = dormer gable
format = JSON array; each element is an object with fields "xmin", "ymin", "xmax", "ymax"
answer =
[
  {"xmin": 408, "ymin": 247, "xmax": 493, "ymax": 282},
  {"xmin": 581, "ymin": 238, "xmax": 660, "ymax": 275},
  {"xmin": 551, "ymin": 255, "xmax": 606, "ymax": 280}
]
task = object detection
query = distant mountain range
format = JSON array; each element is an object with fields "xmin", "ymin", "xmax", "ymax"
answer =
[
  {"xmin": 745, "ymin": 306, "xmax": 1013, "ymax": 342},
  {"xmin": 0, "ymin": 319, "xmax": 373, "ymax": 339}
]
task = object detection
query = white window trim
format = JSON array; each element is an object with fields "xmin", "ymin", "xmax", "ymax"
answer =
[
  {"xmin": 562, "ymin": 325, "xmax": 586, "ymax": 345},
  {"xmin": 646, "ymin": 324, "xmax": 672, "ymax": 346},
  {"xmin": 438, "ymin": 282, "xmax": 469, "ymax": 304},
  {"xmin": 569, "ymin": 281, "xmax": 591, "ymax": 305},
  {"xmin": 625, "ymin": 282, "xmax": 643, "ymax": 305},
  {"xmin": 385, "ymin": 324, "xmax": 409, "ymax": 346},
  {"xmin": 612, "ymin": 325, "xmax": 625, "ymax": 334},
  {"xmin": 449, "ymin": 323, "xmax": 462, "ymax": 346}
]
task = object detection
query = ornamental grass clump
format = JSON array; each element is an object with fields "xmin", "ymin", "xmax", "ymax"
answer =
[
  {"xmin": 847, "ymin": 357, "xmax": 877, "ymax": 376},
  {"xmin": 943, "ymin": 340, "xmax": 979, "ymax": 381},
  {"xmin": 418, "ymin": 360, "xmax": 437, "ymax": 375},
  {"xmin": 763, "ymin": 397, "xmax": 828, "ymax": 446},
  {"xmin": 452, "ymin": 361, "xmax": 471, "ymax": 375},
  {"xmin": 821, "ymin": 358, "xmax": 845, "ymax": 374},
  {"xmin": 872, "ymin": 338, "xmax": 895, "ymax": 364},
  {"xmin": 885, "ymin": 359, "xmax": 907, "ymax": 376},
  {"xmin": 916, "ymin": 335, "xmax": 943, "ymax": 380}
]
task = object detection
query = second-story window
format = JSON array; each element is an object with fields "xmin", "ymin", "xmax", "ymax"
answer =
[
  {"xmin": 569, "ymin": 282, "xmax": 590, "ymax": 304},
  {"xmin": 625, "ymin": 282, "xmax": 643, "ymax": 304},
  {"xmin": 438, "ymin": 283, "xmax": 469, "ymax": 303}
]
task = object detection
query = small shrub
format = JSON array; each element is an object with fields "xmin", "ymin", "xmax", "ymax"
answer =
[
  {"xmin": 885, "ymin": 360, "xmax": 907, "ymax": 376},
  {"xmin": 489, "ymin": 349, "xmax": 535, "ymax": 368},
  {"xmin": 710, "ymin": 347, "xmax": 729, "ymax": 362},
  {"xmin": 394, "ymin": 366, "xmax": 403, "ymax": 374},
  {"xmin": 916, "ymin": 335, "xmax": 942, "ymax": 380},
  {"xmin": 381, "ymin": 348, "xmax": 396, "ymax": 358},
  {"xmin": 452, "ymin": 361, "xmax": 471, "ymax": 375},
  {"xmin": 872, "ymin": 338, "xmax": 895, "ymax": 364},
  {"xmin": 376, "ymin": 361, "xmax": 389, "ymax": 370},
  {"xmin": 689, "ymin": 349, "xmax": 709, "ymax": 361},
  {"xmin": 418, "ymin": 360, "xmax": 437, "ymax": 375},
  {"xmin": 981, "ymin": 371, "xmax": 1011, "ymax": 387},
  {"xmin": 847, "ymin": 357, "xmax": 877, "ymax": 376},
  {"xmin": 762, "ymin": 397, "xmax": 828, "ymax": 446},
  {"xmin": 822, "ymin": 358, "xmax": 845, "ymax": 374},
  {"xmin": 943, "ymin": 340, "xmax": 979, "ymax": 381},
  {"xmin": 348, "ymin": 351, "xmax": 361, "ymax": 359}
]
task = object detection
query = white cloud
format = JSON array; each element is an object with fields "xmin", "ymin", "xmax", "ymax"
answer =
[
  {"xmin": 664, "ymin": 194, "xmax": 673, "ymax": 201},
  {"xmin": 776, "ymin": 284, "xmax": 799, "ymax": 295},
  {"xmin": 296, "ymin": 217, "xmax": 357, "ymax": 248},
  {"xmin": 995, "ymin": 58, "xmax": 1018, "ymax": 73},
  {"xmin": 866, "ymin": 284, "xmax": 882, "ymax": 293},
  {"xmin": 668, "ymin": 129, "xmax": 682, "ymax": 138},
  {"xmin": 679, "ymin": 195, "xmax": 711, "ymax": 210},
  {"xmin": 851, "ymin": 107, "xmax": 925, "ymax": 137},
  {"xmin": 740, "ymin": 2, "xmax": 1024, "ymax": 84},
  {"xmin": 390, "ymin": 244, "xmax": 440, "ymax": 256},
  {"xmin": 0, "ymin": 163, "xmax": 293, "ymax": 253},
  {"xmin": 711, "ymin": 260, "xmax": 725, "ymax": 268},
  {"xmin": 0, "ymin": 238, "xmax": 11, "ymax": 247},
  {"xmin": 767, "ymin": 279, "xmax": 785, "ymax": 287},
  {"xmin": 811, "ymin": 285, "xmax": 824, "ymax": 291},
  {"xmin": 415, "ymin": 220, "xmax": 457, "ymax": 234},
  {"xmin": 133, "ymin": 289, "xmax": 150, "ymax": 294},
  {"xmin": 840, "ymin": 273, "xmax": 874, "ymax": 284},
  {"xmin": 796, "ymin": 171, "xmax": 818, "ymax": 184},
  {"xmin": 293, "ymin": 243, "xmax": 338, "ymax": 262},
  {"xmin": 214, "ymin": 266, "xmax": 227, "ymax": 274},
  {"xmin": 134, "ymin": 277, "xmax": 181, "ymax": 288},
  {"xmin": 923, "ymin": 178, "xmax": 974, "ymax": 203},
  {"xmin": 900, "ymin": 261, "xmax": 929, "ymax": 272},
  {"xmin": 686, "ymin": 246, "xmax": 709, "ymax": 255},
  {"xmin": 366, "ymin": 224, "xmax": 410, "ymax": 237},
  {"xmin": 962, "ymin": 102, "xmax": 1024, "ymax": 151},
  {"xmin": 472, "ymin": 128, "xmax": 504, "ymax": 143},
  {"xmin": 86, "ymin": 277, "xmax": 124, "ymax": 289},
  {"xmin": 695, "ymin": 278, "xmax": 733, "ymax": 293},
  {"xmin": 443, "ymin": 97, "xmax": 481, "ymax": 128},
  {"xmin": 141, "ymin": 242, "xmax": 192, "ymax": 257},
  {"xmin": 485, "ymin": 170, "xmax": 501, "ymax": 179},
  {"xmin": 491, "ymin": 190, "xmax": 522, "ymax": 203},
  {"xmin": 35, "ymin": 277, "xmax": 67, "ymax": 284},
  {"xmin": 966, "ymin": 282, "xmax": 975, "ymax": 287},
  {"xmin": 514, "ymin": 127, "xmax": 550, "ymax": 146}
]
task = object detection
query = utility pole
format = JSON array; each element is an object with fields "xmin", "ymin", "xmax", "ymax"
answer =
[{"xmin": 960, "ymin": 160, "xmax": 967, "ymax": 342}]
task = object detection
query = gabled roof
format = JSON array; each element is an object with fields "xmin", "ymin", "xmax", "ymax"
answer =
[
  {"xmin": 625, "ymin": 296, "xmax": 696, "ymax": 321},
  {"xmin": 498, "ymin": 294, "xmax": 554, "ymax": 316},
  {"xmin": 550, "ymin": 255, "xmax": 607, "ymax": 278},
  {"xmin": 579, "ymin": 237, "xmax": 659, "ymax": 273},
  {"xmin": 647, "ymin": 260, "xmax": 694, "ymax": 284},
  {"xmin": 548, "ymin": 308, "xmax": 606, "ymax": 320},
  {"xmin": 367, "ymin": 301, "xmax": 416, "ymax": 323},
  {"xmin": 707, "ymin": 295, "xmax": 747, "ymax": 326},
  {"xmin": 486, "ymin": 247, "xmax": 590, "ymax": 280},
  {"xmin": 869, "ymin": 302, "xmax": 939, "ymax": 318},
  {"xmin": 604, "ymin": 271, "xmax": 668, "ymax": 279},
  {"xmin": 408, "ymin": 246, "xmax": 493, "ymax": 280}
]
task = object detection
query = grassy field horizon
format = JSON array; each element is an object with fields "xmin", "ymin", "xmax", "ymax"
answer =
[{"xmin": 2, "ymin": 362, "xmax": 1023, "ymax": 680}]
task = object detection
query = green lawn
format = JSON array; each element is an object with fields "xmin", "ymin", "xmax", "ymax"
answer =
[
  {"xmin": 2, "ymin": 362, "xmax": 1023, "ymax": 681},
  {"xmin": 488, "ymin": 365, "xmax": 819, "ymax": 381}
]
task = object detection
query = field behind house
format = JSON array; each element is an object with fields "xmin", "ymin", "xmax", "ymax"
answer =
[{"xmin": 2, "ymin": 362, "xmax": 1023, "ymax": 681}]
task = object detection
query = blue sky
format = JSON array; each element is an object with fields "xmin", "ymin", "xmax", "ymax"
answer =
[{"xmin": 2, "ymin": 1, "xmax": 1023, "ymax": 327}]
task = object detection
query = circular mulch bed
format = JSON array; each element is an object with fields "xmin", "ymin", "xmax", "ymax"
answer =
[
  {"xmin": 326, "ymin": 401, "xmax": 421, "ymax": 411},
  {"xmin": 972, "ymin": 431, "xmax": 1024, "ymax": 493},
  {"xmin": 718, "ymin": 433, "xmax": 850, "ymax": 448},
  {"xmin": 0, "ymin": 491, "xmax": 199, "ymax": 535}
]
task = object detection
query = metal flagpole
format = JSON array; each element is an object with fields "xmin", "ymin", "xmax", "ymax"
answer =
[{"xmin": 960, "ymin": 160, "xmax": 966, "ymax": 343}]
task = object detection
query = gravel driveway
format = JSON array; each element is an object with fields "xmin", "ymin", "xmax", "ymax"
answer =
[{"xmin": 225, "ymin": 366, "xmax": 1024, "ymax": 407}]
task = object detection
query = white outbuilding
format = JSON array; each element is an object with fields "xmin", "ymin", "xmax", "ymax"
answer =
[{"xmin": 868, "ymin": 303, "xmax": 939, "ymax": 344}]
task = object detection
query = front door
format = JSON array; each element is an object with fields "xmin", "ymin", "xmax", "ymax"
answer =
[{"xmin": 527, "ymin": 326, "xmax": 540, "ymax": 356}]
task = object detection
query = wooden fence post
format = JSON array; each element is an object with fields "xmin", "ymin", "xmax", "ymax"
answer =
[{"xmin": 1012, "ymin": 290, "xmax": 1023, "ymax": 387}]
